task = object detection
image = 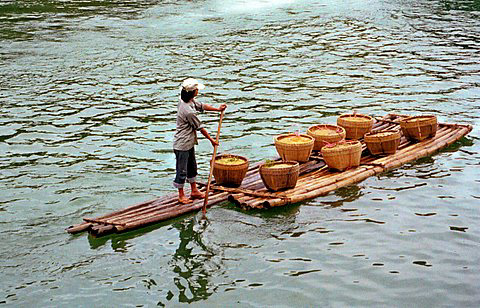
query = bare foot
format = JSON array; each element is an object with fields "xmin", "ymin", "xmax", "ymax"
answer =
[
  {"xmin": 190, "ymin": 191, "xmax": 205, "ymax": 200},
  {"xmin": 178, "ymin": 196, "xmax": 193, "ymax": 204}
]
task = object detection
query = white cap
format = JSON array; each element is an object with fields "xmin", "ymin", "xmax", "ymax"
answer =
[{"xmin": 181, "ymin": 78, "xmax": 205, "ymax": 92}]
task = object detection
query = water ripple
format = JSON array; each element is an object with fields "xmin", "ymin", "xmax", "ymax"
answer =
[{"xmin": 1, "ymin": 0, "xmax": 480, "ymax": 306}]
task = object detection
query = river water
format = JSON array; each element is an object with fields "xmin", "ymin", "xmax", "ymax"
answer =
[{"xmin": 1, "ymin": 0, "xmax": 479, "ymax": 306}]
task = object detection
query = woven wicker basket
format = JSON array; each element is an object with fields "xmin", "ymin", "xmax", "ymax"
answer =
[
  {"xmin": 307, "ymin": 124, "xmax": 346, "ymax": 151},
  {"xmin": 400, "ymin": 115, "xmax": 437, "ymax": 141},
  {"xmin": 321, "ymin": 140, "xmax": 362, "ymax": 171},
  {"xmin": 259, "ymin": 161, "xmax": 300, "ymax": 191},
  {"xmin": 274, "ymin": 133, "xmax": 314, "ymax": 163},
  {"xmin": 213, "ymin": 154, "xmax": 249, "ymax": 187},
  {"xmin": 365, "ymin": 130, "xmax": 401, "ymax": 155},
  {"xmin": 337, "ymin": 113, "xmax": 373, "ymax": 140}
]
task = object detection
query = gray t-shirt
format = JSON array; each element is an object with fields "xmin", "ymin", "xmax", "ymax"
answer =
[{"xmin": 173, "ymin": 97, "xmax": 204, "ymax": 151}]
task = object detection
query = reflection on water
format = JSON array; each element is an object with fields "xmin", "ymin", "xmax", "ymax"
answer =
[
  {"xmin": 168, "ymin": 218, "xmax": 217, "ymax": 304},
  {"xmin": 1, "ymin": 0, "xmax": 479, "ymax": 306}
]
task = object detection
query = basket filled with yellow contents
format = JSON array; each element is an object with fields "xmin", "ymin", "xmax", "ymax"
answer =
[
  {"xmin": 321, "ymin": 140, "xmax": 362, "ymax": 171},
  {"xmin": 259, "ymin": 161, "xmax": 300, "ymax": 191},
  {"xmin": 399, "ymin": 115, "xmax": 437, "ymax": 142},
  {"xmin": 364, "ymin": 130, "xmax": 401, "ymax": 155},
  {"xmin": 337, "ymin": 113, "xmax": 374, "ymax": 140},
  {"xmin": 307, "ymin": 124, "xmax": 346, "ymax": 151},
  {"xmin": 274, "ymin": 133, "xmax": 314, "ymax": 163},
  {"xmin": 213, "ymin": 154, "xmax": 249, "ymax": 187}
]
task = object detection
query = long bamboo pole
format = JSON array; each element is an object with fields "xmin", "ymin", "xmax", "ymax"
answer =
[
  {"xmin": 97, "ymin": 199, "xmax": 180, "ymax": 225},
  {"xmin": 89, "ymin": 192, "xmax": 231, "ymax": 236},
  {"xmin": 84, "ymin": 185, "xmax": 224, "ymax": 235},
  {"xmin": 228, "ymin": 161, "xmax": 353, "ymax": 206},
  {"xmin": 203, "ymin": 110, "xmax": 225, "ymax": 215},
  {"xmin": 382, "ymin": 126, "xmax": 470, "ymax": 170},
  {"xmin": 229, "ymin": 166, "xmax": 365, "ymax": 208},
  {"xmin": 86, "ymin": 166, "xmax": 235, "ymax": 227},
  {"xmin": 372, "ymin": 127, "xmax": 457, "ymax": 167},
  {"xmin": 264, "ymin": 165, "xmax": 383, "ymax": 208},
  {"xmin": 102, "ymin": 190, "xmax": 231, "ymax": 231},
  {"xmin": 66, "ymin": 197, "xmax": 164, "ymax": 233},
  {"xmin": 114, "ymin": 192, "xmax": 230, "ymax": 234}
]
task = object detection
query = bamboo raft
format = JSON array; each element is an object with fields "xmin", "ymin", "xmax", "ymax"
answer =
[{"xmin": 66, "ymin": 114, "xmax": 473, "ymax": 237}]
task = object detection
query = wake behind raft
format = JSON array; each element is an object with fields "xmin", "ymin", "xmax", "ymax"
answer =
[{"xmin": 66, "ymin": 114, "xmax": 473, "ymax": 237}]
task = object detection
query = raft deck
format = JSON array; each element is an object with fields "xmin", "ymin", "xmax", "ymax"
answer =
[{"xmin": 66, "ymin": 114, "xmax": 473, "ymax": 237}]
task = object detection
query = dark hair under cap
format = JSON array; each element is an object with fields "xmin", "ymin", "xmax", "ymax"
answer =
[{"xmin": 180, "ymin": 89, "xmax": 195, "ymax": 103}]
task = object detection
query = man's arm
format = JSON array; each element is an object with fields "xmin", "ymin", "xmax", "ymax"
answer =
[
  {"xmin": 200, "ymin": 128, "xmax": 218, "ymax": 147},
  {"xmin": 202, "ymin": 104, "xmax": 227, "ymax": 112}
]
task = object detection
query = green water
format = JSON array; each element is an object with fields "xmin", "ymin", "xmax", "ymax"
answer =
[{"xmin": 1, "ymin": 0, "xmax": 479, "ymax": 306}]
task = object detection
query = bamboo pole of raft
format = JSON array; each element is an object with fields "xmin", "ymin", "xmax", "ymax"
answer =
[
  {"xmin": 297, "ymin": 128, "xmax": 467, "ymax": 202},
  {"xmin": 367, "ymin": 126, "xmax": 451, "ymax": 165},
  {"xmin": 382, "ymin": 126, "xmax": 471, "ymax": 170},
  {"xmin": 232, "ymin": 166, "xmax": 375, "ymax": 208},
  {"xmin": 106, "ymin": 192, "xmax": 230, "ymax": 236},
  {"xmin": 228, "ymin": 165, "xmax": 336, "ymax": 204},
  {"xmin": 99, "ymin": 186, "xmax": 212, "ymax": 222},
  {"xmin": 263, "ymin": 166, "xmax": 382, "ymax": 208},
  {"xmin": 89, "ymin": 192, "xmax": 231, "ymax": 236},
  {"xmin": 89, "ymin": 199, "xmax": 181, "ymax": 225},
  {"xmin": 81, "ymin": 190, "xmax": 195, "ymax": 226},
  {"xmin": 380, "ymin": 131, "xmax": 457, "ymax": 168},
  {"xmin": 66, "ymin": 196, "xmax": 165, "ymax": 233},
  {"xmin": 371, "ymin": 126, "xmax": 459, "ymax": 167},
  {"xmin": 99, "ymin": 190, "xmax": 229, "ymax": 230},
  {"xmin": 371, "ymin": 122, "xmax": 394, "ymax": 132},
  {"xmin": 73, "ymin": 185, "xmax": 212, "ymax": 234},
  {"xmin": 278, "ymin": 165, "xmax": 377, "ymax": 199},
  {"xmin": 247, "ymin": 138, "xmax": 450, "ymax": 208},
  {"xmin": 203, "ymin": 110, "xmax": 225, "ymax": 215}
]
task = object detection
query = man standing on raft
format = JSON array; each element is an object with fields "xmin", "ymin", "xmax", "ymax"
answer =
[{"xmin": 173, "ymin": 78, "xmax": 227, "ymax": 204}]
